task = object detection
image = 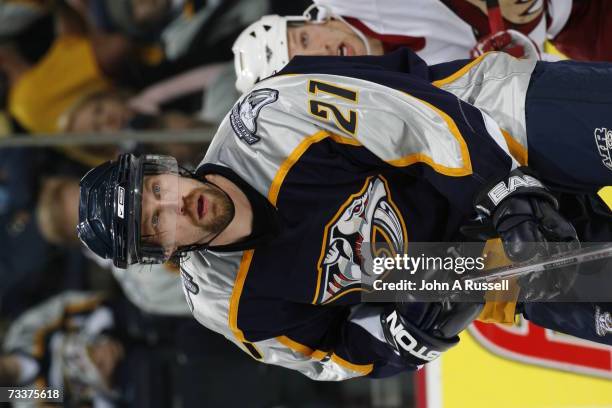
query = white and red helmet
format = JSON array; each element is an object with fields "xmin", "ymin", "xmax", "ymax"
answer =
[{"xmin": 232, "ymin": 5, "xmax": 371, "ymax": 93}]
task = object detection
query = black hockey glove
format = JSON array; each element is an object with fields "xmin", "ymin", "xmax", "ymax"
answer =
[
  {"xmin": 473, "ymin": 167, "xmax": 580, "ymax": 300},
  {"xmin": 380, "ymin": 301, "xmax": 483, "ymax": 366},
  {"xmin": 474, "ymin": 167, "xmax": 580, "ymax": 262}
]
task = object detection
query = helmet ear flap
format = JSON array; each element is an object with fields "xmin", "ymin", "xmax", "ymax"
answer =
[
  {"xmin": 302, "ymin": 4, "xmax": 332, "ymax": 23},
  {"xmin": 233, "ymin": 14, "xmax": 295, "ymax": 93}
]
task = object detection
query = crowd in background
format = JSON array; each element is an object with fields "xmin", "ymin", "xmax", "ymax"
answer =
[
  {"xmin": 0, "ymin": 0, "xmax": 611, "ymax": 406},
  {"xmin": 0, "ymin": 1, "xmax": 395, "ymax": 407}
]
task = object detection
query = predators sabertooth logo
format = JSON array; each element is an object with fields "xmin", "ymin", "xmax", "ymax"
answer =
[
  {"xmin": 314, "ymin": 176, "xmax": 408, "ymax": 304},
  {"xmin": 595, "ymin": 128, "xmax": 612, "ymax": 171},
  {"xmin": 230, "ymin": 88, "xmax": 279, "ymax": 145}
]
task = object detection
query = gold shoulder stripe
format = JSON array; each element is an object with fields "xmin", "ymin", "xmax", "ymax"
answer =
[
  {"xmin": 277, "ymin": 335, "xmax": 315, "ymax": 355},
  {"xmin": 500, "ymin": 129, "xmax": 528, "ymax": 165},
  {"xmin": 268, "ymin": 130, "xmax": 330, "ymax": 205},
  {"xmin": 269, "ymin": 130, "xmax": 364, "ymax": 205},
  {"xmin": 229, "ymin": 250, "xmax": 255, "ymax": 343},
  {"xmin": 390, "ymin": 95, "xmax": 472, "ymax": 177},
  {"xmin": 330, "ymin": 353, "xmax": 374, "ymax": 375},
  {"xmin": 432, "ymin": 54, "xmax": 488, "ymax": 88},
  {"xmin": 329, "ymin": 132, "xmax": 362, "ymax": 146}
]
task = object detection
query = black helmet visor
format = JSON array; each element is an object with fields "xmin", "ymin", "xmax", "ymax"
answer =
[
  {"xmin": 127, "ymin": 154, "xmax": 179, "ymax": 266},
  {"xmin": 78, "ymin": 154, "xmax": 179, "ymax": 269}
]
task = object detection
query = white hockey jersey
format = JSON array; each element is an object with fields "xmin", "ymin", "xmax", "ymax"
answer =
[
  {"xmin": 179, "ymin": 50, "xmax": 535, "ymax": 380},
  {"xmin": 314, "ymin": 0, "xmax": 572, "ymax": 64}
]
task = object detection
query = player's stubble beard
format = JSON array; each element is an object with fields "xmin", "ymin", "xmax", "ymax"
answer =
[{"xmin": 200, "ymin": 183, "xmax": 234, "ymax": 238}]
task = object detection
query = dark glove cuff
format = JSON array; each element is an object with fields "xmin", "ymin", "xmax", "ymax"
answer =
[
  {"xmin": 380, "ymin": 308, "xmax": 458, "ymax": 366},
  {"xmin": 474, "ymin": 167, "xmax": 558, "ymax": 216}
]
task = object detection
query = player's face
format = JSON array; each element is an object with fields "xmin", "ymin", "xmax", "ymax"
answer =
[
  {"xmin": 287, "ymin": 20, "xmax": 369, "ymax": 58},
  {"xmin": 70, "ymin": 96, "xmax": 133, "ymax": 133},
  {"xmin": 140, "ymin": 174, "xmax": 234, "ymax": 254}
]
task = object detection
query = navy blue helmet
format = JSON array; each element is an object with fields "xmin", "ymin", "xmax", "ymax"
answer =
[{"xmin": 77, "ymin": 153, "xmax": 179, "ymax": 268}]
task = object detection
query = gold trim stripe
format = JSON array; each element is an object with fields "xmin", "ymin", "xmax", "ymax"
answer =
[
  {"xmin": 228, "ymin": 250, "xmax": 255, "ymax": 343},
  {"xmin": 390, "ymin": 95, "xmax": 473, "ymax": 177},
  {"xmin": 432, "ymin": 54, "xmax": 488, "ymax": 88},
  {"xmin": 268, "ymin": 130, "xmax": 330, "ymax": 205},
  {"xmin": 276, "ymin": 335, "xmax": 373, "ymax": 376},
  {"xmin": 500, "ymin": 129, "xmax": 528, "ymax": 166}
]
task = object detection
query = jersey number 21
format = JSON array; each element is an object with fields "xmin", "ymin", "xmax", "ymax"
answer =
[{"xmin": 308, "ymin": 80, "xmax": 358, "ymax": 136}]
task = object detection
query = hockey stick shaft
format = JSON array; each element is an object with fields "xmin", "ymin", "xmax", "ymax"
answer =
[{"xmin": 464, "ymin": 243, "xmax": 612, "ymax": 283}]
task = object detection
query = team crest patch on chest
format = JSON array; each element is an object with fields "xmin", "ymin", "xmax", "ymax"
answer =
[
  {"xmin": 230, "ymin": 88, "xmax": 278, "ymax": 145},
  {"xmin": 595, "ymin": 128, "xmax": 612, "ymax": 171},
  {"xmin": 314, "ymin": 176, "xmax": 408, "ymax": 304}
]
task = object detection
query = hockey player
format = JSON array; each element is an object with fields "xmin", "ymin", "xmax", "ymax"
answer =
[
  {"xmin": 232, "ymin": 0, "xmax": 612, "ymax": 93},
  {"xmin": 77, "ymin": 49, "xmax": 612, "ymax": 380}
]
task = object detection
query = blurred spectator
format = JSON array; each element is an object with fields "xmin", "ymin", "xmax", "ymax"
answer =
[
  {"xmin": 36, "ymin": 176, "xmax": 81, "ymax": 246},
  {"xmin": 74, "ymin": 0, "xmax": 272, "ymax": 88},
  {"xmin": 0, "ymin": 291, "xmax": 185, "ymax": 406},
  {"xmin": 4, "ymin": 32, "xmax": 115, "ymax": 166},
  {"xmin": 73, "ymin": 0, "xmax": 312, "ymax": 88},
  {"xmin": 59, "ymin": 89, "xmax": 201, "ymax": 134},
  {"xmin": 7, "ymin": 165, "xmax": 193, "ymax": 319},
  {"xmin": 4, "ymin": 35, "xmax": 210, "ymax": 168},
  {"xmin": 126, "ymin": 60, "xmax": 241, "ymax": 123},
  {"xmin": 1, "ymin": 291, "xmax": 349, "ymax": 407},
  {"xmin": 58, "ymin": 88, "xmax": 208, "ymax": 167},
  {"xmin": 0, "ymin": 148, "xmax": 89, "ymax": 318},
  {"xmin": 0, "ymin": 1, "xmax": 55, "ymax": 64}
]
